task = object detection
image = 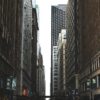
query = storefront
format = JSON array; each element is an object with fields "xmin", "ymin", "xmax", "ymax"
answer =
[
  {"xmin": 0, "ymin": 88, "xmax": 13, "ymax": 100},
  {"xmin": 0, "ymin": 56, "xmax": 16, "ymax": 100}
]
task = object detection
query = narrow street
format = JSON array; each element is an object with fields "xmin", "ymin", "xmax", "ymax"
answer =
[{"xmin": 0, "ymin": 0, "xmax": 100, "ymax": 100}]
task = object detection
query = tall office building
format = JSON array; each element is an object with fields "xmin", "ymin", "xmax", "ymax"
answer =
[
  {"xmin": 19, "ymin": 0, "xmax": 32, "ymax": 96},
  {"xmin": 77, "ymin": 0, "xmax": 100, "ymax": 99},
  {"xmin": 66, "ymin": 0, "xmax": 100, "ymax": 99},
  {"xmin": 57, "ymin": 29, "xmax": 66, "ymax": 95},
  {"xmin": 0, "ymin": 0, "xmax": 33, "ymax": 98},
  {"xmin": 51, "ymin": 4, "xmax": 66, "ymax": 96},
  {"xmin": 31, "ymin": 7, "xmax": 39, "ymax": 98},
  {"xmin": 52, "ymin": 46, "xmax": 58, "ymax": 95},
  {"xmin": 66, "ymin": 0, "xmax": 80, "ymax": 94},
  {"xmin": 0, "ymin": 0, "xmax": 23, "ymax": 98}
]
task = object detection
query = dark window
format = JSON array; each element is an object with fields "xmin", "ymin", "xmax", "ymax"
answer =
[
  {"xmin": 98, "ymin": 75, "xmax": 100, "ymax": 86},
  {"xmin": 0, "ymin": 78, "xmax": 3, "ymax": 88},
  {"xmin": 99, "ymin": 57, "xmax": 100, "ymax": 66},
  {"xmin": 24, "ymin": 6, "xmax": 26, "ymax": 9}
]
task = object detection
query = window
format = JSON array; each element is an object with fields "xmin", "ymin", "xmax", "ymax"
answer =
[
  {"xmin": 83, "ymin": 83, "xmax": 86, "ymax": 91},
  {"xmin": 95, "ymin": 61, "xmax": 97, "ymax": 70},
  {"xmin": 54, "ymin": 73, "xmax": 58, "ymax": 76},
  {"xmin": 98, "ymin": 75, "xmax": 100, "ymax": 86},
  {"xmin": 0, "ymin": 78, "xmax": 3, "ymax": 88},
  {"xmin": 92, "ymin": 63, "xmax": 94, "ymax": 72},
  {"xmin": 6, "ymin": 78, "xmax": 11, "ymax": 89},
  {"xmin": 93, "ymin": 62, "xmax": 95, "ymax": 71},
  {"xmin": 12, "ymin": 78, "xmax": 16, "ymax": 90},
  {"xmin": 99, "ymin": 57, "xmax": 100, "ymax": 67},
  {"xmin": 92, "ymin": 77, "xmax": 97, "ymax": 89},
  {"xmin": 24, "ymin": 6, "xmax": 26, "ymax": 10},
  {"xmin": 86, "ymin": 79, "xmax": 90, "ymax": 90},
  {"xmin": 97, "ymin": 58, "xmax": 99, "ymax": 68}
]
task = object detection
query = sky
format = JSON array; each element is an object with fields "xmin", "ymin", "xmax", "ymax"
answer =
[{"xmin": 33, "ymin": 0, "xmax": 68, "ymax": 97}]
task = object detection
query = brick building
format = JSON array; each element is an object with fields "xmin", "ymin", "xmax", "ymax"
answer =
[
  {"xmin": 78, "ymin": 0, "xmax": 100, "ymax": 100},
  {"xmin": 66, "ymin": 0, "xmax": 100, "ymax": 99}
]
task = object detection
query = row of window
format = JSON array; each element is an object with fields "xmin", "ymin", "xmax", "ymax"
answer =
[
  {"xmin": 81, "ymin": 54, "xmax": 100, "ymax": 79},
  {"xmin": 92, "ymin": 57, "xmax": 100, "ymax": 72},
  {"xmin": 0, "ymin": 77, "xmax": 16, "ymax": 90},
  {"xmin": 81, "ymin": 75, "xmax": 100, "ymax": 92}
]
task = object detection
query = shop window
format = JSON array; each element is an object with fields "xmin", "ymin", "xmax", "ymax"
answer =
[
  {"xmin": 12, "ymin": 78, "xmax": 16, "ymax": 90},
  {"xmin": 6, "ymin": 76, "xmax": 16, "ymax": 90},
  {"xmin": 92, "ymin": 77, "xmax": 97, "ymax": 89},
  {"xmin": 86, "ymin": 79, "xmax": 90, "ymax": 91},
  {"xmin": 6, "ymin": 78, "xmax": 11, "ymax": 89}
]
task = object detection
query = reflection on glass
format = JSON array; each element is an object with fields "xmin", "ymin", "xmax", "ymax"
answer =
[{"xmin": 12, "ymin": 78, "xmax": 16, "ymax": 90}]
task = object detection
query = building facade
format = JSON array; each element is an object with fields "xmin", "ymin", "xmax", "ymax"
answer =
[
  {"xmin": 66, "ymin": 0, "xmax": 100, "ymax": 100},
  {"xmin": 0, "ymin": 0, "xmax": 33, "ymax": 98},
  {"xmin": 57, "ymin": 29, "xmax": 66, "ymax": 96},
  {"xmin": 31, "ymin": 7, "xmax": 39, "ymax": 98},
  {"xmin": 52, "ymin": 46, "xmax": 59, "ymax": 95},
  {"xmin": 78, "ymin": 0, "xmax": 100, "ymax": 100},
  {"xmin": 0, "ymin": 0, "xmax": 23, "ymax": 98},
  {"xmin": 37, "ymin": 46, "xmax": 45, "ymax": 100},
  {"xmin": 51, "ymin": 5, "xmax": 66, "ymax": 96},
  {"xmin": 66, "ymin": 0, "xmax": 80, "ymax": 97},
  {"xmin": 19, "ymin": 0, "xmax": 32, "ymax": 96}
]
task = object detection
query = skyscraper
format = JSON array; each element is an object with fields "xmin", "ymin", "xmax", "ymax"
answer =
[
  {"xmin": 66, "ymin": 0, "xmax": 80, "ymax": 93},
  {"xmin": 57, "ymin": 29, "xmax": 66, "ymax": 95},
  {"xmin": 66, "ymin": 0, "xmax": 100, "ymax": 99},
  {"xmin": 52, "ymin": 46, "xmax": 58, "ymax": 95},
  {"xmin": 51, "ymin": 5, "xmax": 66, "ymax": 97},
  {"xmin": 0, "ymin": 0, "xmax": 33, "ymax": 97}
]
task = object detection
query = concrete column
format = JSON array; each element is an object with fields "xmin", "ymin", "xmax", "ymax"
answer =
[
  {"xmin": 75, "ymin": 74, "xmax": 79, "ymax": 89},
  {"xmin": 97, "ymin": 75, "xmax": 99, "ymax": 88}
]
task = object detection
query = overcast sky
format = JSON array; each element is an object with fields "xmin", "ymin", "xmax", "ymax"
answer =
[{"xmin": 32, "ymin": 0, "xmax": 68, "ymax": 97}]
